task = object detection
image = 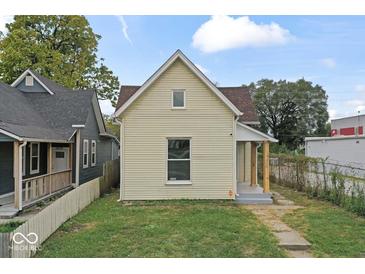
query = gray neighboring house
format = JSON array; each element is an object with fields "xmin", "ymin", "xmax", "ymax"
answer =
[{"xmin": 0, "ymin": 69, "xmax": 119, "ymax": 217}]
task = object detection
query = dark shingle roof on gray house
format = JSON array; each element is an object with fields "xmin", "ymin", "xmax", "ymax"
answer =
[{"xmin": 0, "ymin": 70, "xmax": 105, "ymax": 141}]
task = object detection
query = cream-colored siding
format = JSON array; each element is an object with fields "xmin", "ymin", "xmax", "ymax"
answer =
[
  {"xmin": 119, "ymin": 59, "xmax": 235, "ymax": 200},
  {"xmin": 236, "ymin": 142, "xmax": 252, "ymax": 183}
]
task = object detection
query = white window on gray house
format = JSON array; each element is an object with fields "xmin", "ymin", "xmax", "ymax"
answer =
[
  {"xmin": 167, "ymin": 139, "xmax": 191, "ymax": 181},
  {"xmin": 22, "ymin": 146, "xmax": 25, "ymax": 176},
  {"xmin": 25, "ymin": 75, "xmax": 34, "ymax": 86},
  {"xmin": 83, "ymin": 139, "xmax": 89, "ymax": 168},
  {"xmin": 91, "ymin": 140, "xmax": 96, "ymax": 166},
  {"xmin": 172, "ymin": 90, "xmax": 185, "ymax": 108},
  {"xmin": 30, "ymin": 142, "xmax": 40, "ymax": 175}
]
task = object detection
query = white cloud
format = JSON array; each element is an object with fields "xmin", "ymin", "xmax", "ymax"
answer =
[
  {"xmin": 194, "ymin": 63, "xmax": 209, "ymax": 75},
  {"xmin": 345, "ymin": 99, "xmax": 365, "ymax": 107},
  {"xmin": 328, "ymin": 109, "xmax": 337, "ymax": 120},
  {"xmin": 0, "ymin": 16, "xmax": 13, "ymax": 34},
  {"xmin": 99, "ymin": 99, "xmax": 115, "ymax": 115},
  {"xmin": 117, "ymin": 16, "xmax": 132, "ymax": 44},
  {"xmin": 320, "ymin": 58, "xmax": 336, "ymax": 69},
  {"xmin": 355, "ymin": 84, "xmax": 365, "ymax": 93},
  {"xmin": 345, "ymin": 99, "xmax": 365, "ymax": 114},
  {"xmin": 192, "ymin": 15, "xmax": 292, "ymax": 53},
  {"xmin": 356, "ymin": 105, "xmax": 365, "ymax": 113}
]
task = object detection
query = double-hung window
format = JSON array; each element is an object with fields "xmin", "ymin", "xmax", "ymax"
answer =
[
  {"xmin": 30, "ymin": 143, "xmax": 40, "ymax": 175},
  {"xmin": 83, "ymin": 139, "xmax": 89, "ymax": 168},
  {"xmin": 172, "ymin": 90, "xmax": 185, "ymax": 109},
  {"xmin": 167, "ymin": 139, "xmax": 191, "ymax": 182},
  {"xmin": 91, "ymin": 140, "xmax": 96, "ymax": 166}
]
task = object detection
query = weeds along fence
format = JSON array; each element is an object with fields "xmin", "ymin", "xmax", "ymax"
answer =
[{"xmin": 258, "ymin": 154, "xmax": 365, "ymax": 217}]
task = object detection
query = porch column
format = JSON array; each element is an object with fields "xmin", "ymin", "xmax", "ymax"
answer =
[
  {"xmin": 13, "ymin": 142, "xmax": 22, "ymax": 210},
  {"xmin": 262, "ymin": 141, "xmax": 270, "ymax": 193},
  {"xmin": 47, "ymin": 143, "xmax": 53, "ymax": 193},
  {"xmin": 250, "ymin": 142, "xmax": 257, "ymax": 186}
]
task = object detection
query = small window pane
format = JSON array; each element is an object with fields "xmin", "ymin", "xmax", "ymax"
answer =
[
  {"xmin": 55, "ymin": 152, "xmax": 64, "ymax": 158},
  {"xmin": 31, "ymin": 144, "xmax": 38, "ymax": 156},
  {"xmin": 83, "ymin": 154, "xmax": 88, "ymax": 165},
  {"xmin": 168, "ymin": 161, "xmax": 190, "ymax": 181},
  {"xmin": 31, "ymin": 157, "xmax": 38, "ymax": 171},
  {"xmin": 173, "ymin": 91, "xmax": 184, "ymax": 107},
  {"xmin": 168, "ymin": 140, "xmax": 190, "ymax": 159}
]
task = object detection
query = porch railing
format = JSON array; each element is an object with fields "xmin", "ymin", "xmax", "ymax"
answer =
[{"xmin": 22, "ymin": 169, "xmax": 72, "ymax": 205}]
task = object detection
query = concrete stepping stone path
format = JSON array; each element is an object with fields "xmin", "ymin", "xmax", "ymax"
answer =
[{"xmin": 245, "ymin": 195, "xmax": 313, "ymax": 258}]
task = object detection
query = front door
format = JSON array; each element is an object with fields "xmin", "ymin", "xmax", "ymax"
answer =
[{"xmin": 52, "ymin": 147, "xmax": 69, "ymax": 172}]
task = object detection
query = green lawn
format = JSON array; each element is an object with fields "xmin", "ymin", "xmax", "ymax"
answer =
[
  {"xmin": 36, "ymin": 192, "xmax": 286, "ymax": 258},
  {"xmin": 272, "ymin": 184, "xmax": 365, "ymax": 257}
]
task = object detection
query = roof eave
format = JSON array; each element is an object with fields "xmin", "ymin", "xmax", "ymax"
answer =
[{"xmin": 114, "ymin": 50, "xmax": 242, "ymax": 117}]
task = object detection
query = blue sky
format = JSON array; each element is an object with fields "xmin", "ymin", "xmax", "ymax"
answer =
[{"xmin": 86, "ymin": 15, "xmax": 365, "ymax": 118}]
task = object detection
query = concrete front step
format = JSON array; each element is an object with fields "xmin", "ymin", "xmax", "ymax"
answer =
[
  {"xmin": 237, "ymin": 193, "xmax": 272, "ymax": 199},
  {"xmin": 0, "ymin": 206, "xmax": 19, "ymax": 219},
  {"xmin": 235, "ymin": 197, "xmax": 273, "ymax": 205}
]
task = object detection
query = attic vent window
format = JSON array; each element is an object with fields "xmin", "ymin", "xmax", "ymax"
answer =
[{"xmin": 25, "ymin": 75, "xmax": 34, "ymax": 86}]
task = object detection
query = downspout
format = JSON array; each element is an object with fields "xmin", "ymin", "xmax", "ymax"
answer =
[
  {"xmin": 114, "ymin": 118, "xmax": 123, "ymax": 202},
  {"xmin": 18, "ymin": 141, "xmax": 27, "ymax": 211},
  {"xmin": 233, "ymin": 116, "xmax": 239, "ymax": 198}
]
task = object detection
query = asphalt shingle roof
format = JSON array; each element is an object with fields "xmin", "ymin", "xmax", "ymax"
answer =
[
  {"xmin": 0, "ymin": 73, "xmax": 95, "ymax": 141},
  {"xmin": 115, "ymin": 85, "xmax": 259, "ymax": 123}
]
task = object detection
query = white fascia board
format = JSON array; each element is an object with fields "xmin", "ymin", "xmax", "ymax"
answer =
[
  {"xmin": 0, "ymin": 128, "xmax": 23, "ymax": 141},
  {"xmin": 24, "ymin": 138, "xmax": 73, "ymax": 143},
  {"xmin": 11, "ymin": 69, "xmax": 54, "ymax": 95},
  {"xmin": 114, "ymin": 50, "xmax": 242, "ymax": 117},
  {"xmin": 236, "ymin": 122, "xmax": 278, "ymax": 143}
]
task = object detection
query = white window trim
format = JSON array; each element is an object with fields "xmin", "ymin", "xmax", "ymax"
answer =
[
  {"xmin": 166, "ymin": 137, "xmax": 192, "ymax": 185},
  {"xmin": 91, "ymin": 140, "xmax": 96, "ymax": 167},
  {"xmin": 83, "ymin": 139, "xmax": 89, "ymax": 168},
  {"xmin": 171, "ymin": 89, "xmax": 186, "ymax": 109},
  {"xmin": 29, "ymin": 142, "xmax": 40, "ymax": 175},
  {"xmin": 22, "ymin": 146, "xmax": 26, "ymax": 176}
]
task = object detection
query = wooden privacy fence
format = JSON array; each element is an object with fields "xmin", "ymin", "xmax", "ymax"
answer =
[
  {"xmin": 0, "ymin": 178, "xmax": 100, "ymax": 258},
  {"xmin": 99, "ymin": 159, "xmax": 120, "ymax": 195}
]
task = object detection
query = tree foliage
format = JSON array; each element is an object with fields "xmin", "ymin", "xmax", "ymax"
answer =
[
  {"xmin": 0, "ymin": 16, "xmax": 119, "ymax": 105},
  {"xmin": 247, "ymin": 79, "xmax": 329, "ymax": 149}
]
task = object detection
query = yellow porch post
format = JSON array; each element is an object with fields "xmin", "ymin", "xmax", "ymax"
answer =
[
  {"xmin": 262, "ymin": 141, "xmax": 270, "ymax": 193},
  {"xmin": 250, "ymin": 142, "xmax": 257, "ymax": 186}
]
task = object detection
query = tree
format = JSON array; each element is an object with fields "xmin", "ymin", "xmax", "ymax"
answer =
[
  {"xmin": 104, "ymin": 115, "xmax": 120, "ymax": 140},
  {"xmin": 0, "ymin": 16, "xmax": 119, "ymax": 105},
  {"xmin": 247, "ymin": 79, "xmax": 329, "ymax": 150}
]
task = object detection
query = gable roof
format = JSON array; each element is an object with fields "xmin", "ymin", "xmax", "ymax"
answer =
[
  {"xmin": 0, "ymin": 72, "xmax": 108, "ymax": 142},
  {"xmin": 114, "ymin": 50, "xmax": 243, "ymax": 117},
  {"xmin": 11, "ymin": 69, "xmax": 55, "ymax": 95},
  {"xmin": 218, "ymin": 87, "xmax": 259, "ymax": 124},
  {"xmin": 116, "ymin": 85, "xmax": 259, "ymax": 124}
]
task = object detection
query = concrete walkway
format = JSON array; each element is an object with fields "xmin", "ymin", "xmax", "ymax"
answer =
[{"xmin": 245, "ymin": 192, "xmax": 313, "ymax": 258}]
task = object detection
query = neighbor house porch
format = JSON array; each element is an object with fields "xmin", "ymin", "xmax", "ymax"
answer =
[
  {"xmin": 0, "ymin": 140, "xmax": 74, "ymax": 218},
  {"xmin": 235, "ymin": 123, "xmax": 278, "ymax": 204}
]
